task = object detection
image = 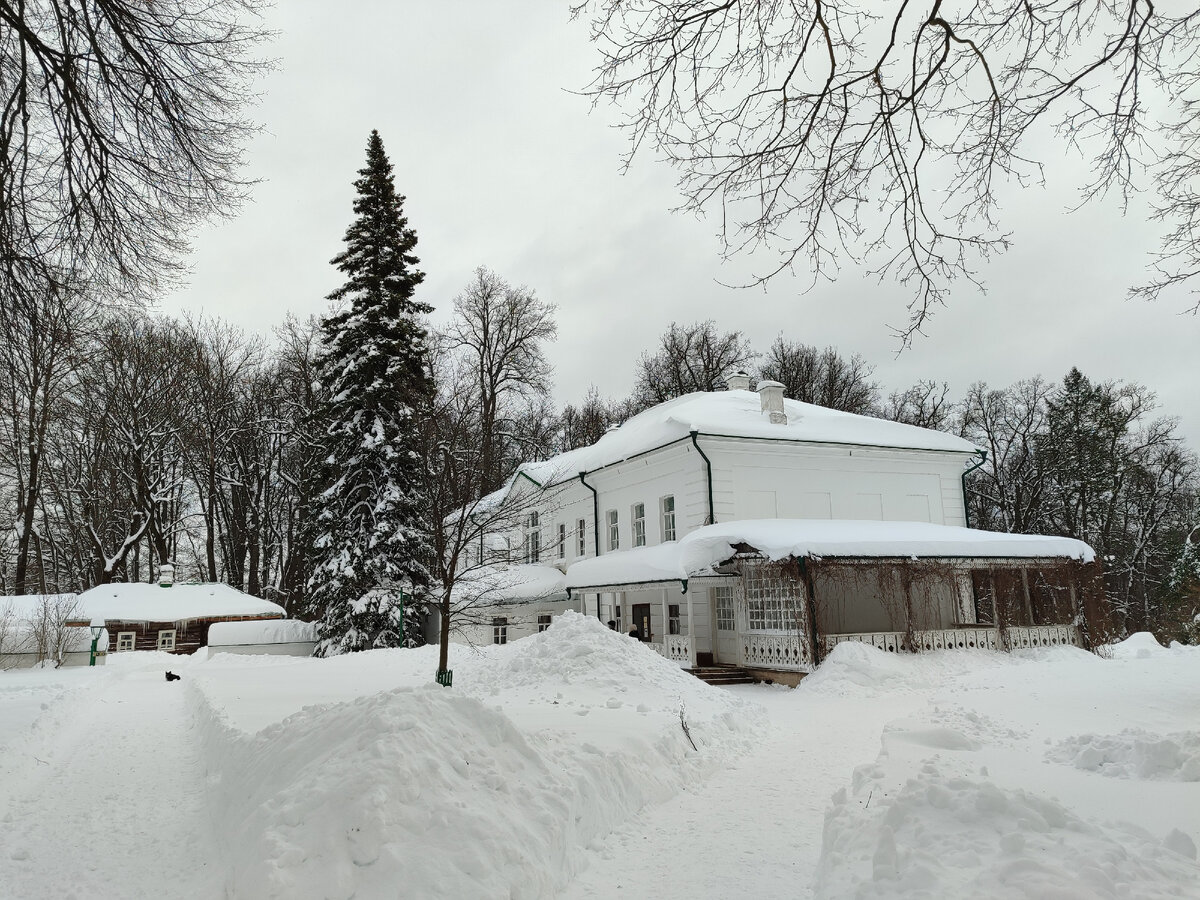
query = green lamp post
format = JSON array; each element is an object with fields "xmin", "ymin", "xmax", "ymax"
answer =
[{"xmin": 89, "ymin": 617, "xmax": 105, "ymax": 667}]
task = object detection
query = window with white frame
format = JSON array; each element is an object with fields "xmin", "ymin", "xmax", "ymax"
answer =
[
  {"xmin": 576, "ymin": 518, "xmax": 587, "ymax": 557},
  {"xmin": 615, "ymin": 604, "xmax": 622, "ymax": 633},
  {"xmin": 631, "ymin": 502, "xmax": 646, "ymax": 547},
  {"xmin": 524, "ymin": 512, "xmax": 540, "ymax": 563},
  {"xmin": 493, "ymin": 617, "xmax": 508, "ymax": 645},
  {"xmin": 744, "ymin": 566, "xmax": 801, "ymax": 631},
  {"xmin": 557, "ymin": 523, "xmax": 566, "ymax": 560},
  {"xmin": 606, "ymin": 509, "xmax": 619, "ymax": 551},
  {"xmin": 538, "ymin": 614, "xmax": 552, "ymax": 633},
  {"xmin": 668, "ymin": 604, "xmax": 681, "ymax": 635},
  {"xmin": 661, "ymin": 495, "xmax": 676, "ymax": 542},
  {"xmin": 116, "ymin": 631, "xmax": 136, "ymax": 651},
  {"xmin": 714, "ymin": 586, "xmax": 735, "ymax": 631},
  {"xmin": 157, "ymin": 629, "xmax": 176, "ymax": 651}
]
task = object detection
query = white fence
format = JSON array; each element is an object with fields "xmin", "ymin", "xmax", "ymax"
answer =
[
  {"xmin": 655, "ymin": 634, "xmax": 693, "ymax": 665},
  {"xmin": 741, "ymin": 632, "xmax": 809, "ymax": 670},
  {"xmin": 822, "ymin": 624, "xmax": 1082, "ymax": 655}
]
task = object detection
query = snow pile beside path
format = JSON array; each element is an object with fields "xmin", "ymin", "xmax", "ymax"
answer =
[
  {"xmin": 801, "ymin": 640, "xmax": 1093, "ymax": 698},
  {"xmin": 815, "ymin": 762, "xmax": 1200, "ymax": 899},
  {"xmin": 190, "ymin": 610, "xmax": 764, "ymax": 899},
  {"xmin": 1049, "ymin": 730, "xmax": 1200, "ymax": 782},
  {"xmin": 1105, "ymin": 631, "xmax": 1170, "ymax": 659}
]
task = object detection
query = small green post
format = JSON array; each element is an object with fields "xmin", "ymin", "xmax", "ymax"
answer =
[{"xmin": 89, "ymin": 617, "xmax": 105, "ymax": 667}]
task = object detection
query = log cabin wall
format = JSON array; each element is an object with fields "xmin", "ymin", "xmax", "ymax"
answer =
[{"xmin": 100, "ymin": 615, "xmax": 285, "ymax": 655}]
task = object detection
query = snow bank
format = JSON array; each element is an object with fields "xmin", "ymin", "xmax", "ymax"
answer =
[
  {"xmin": 188, "ymin": 611, "xmax": 764, "ymax": 899},
  {"xmin": 1104, "ymin": 631, "xmax": 1169, "ymax": 659},
  {"xmin": 1049, "ymin": 730, "xmax": 1200, "ymax": 782},
  {"xmin": 815, "ymin": 763, "xmax": 1200, "ymax": 898},
  {"xmin": 207, "ymin": 619, "xmax": 318, "ymax": 646}
]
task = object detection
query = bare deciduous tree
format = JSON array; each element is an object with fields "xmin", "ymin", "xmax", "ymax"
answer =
[
  {"xmin": 633, "ymin": 320, "xmax": 755, "ymax": 408},
  {"xmin": 757, "ymin": 337, "xmax": 877, "ymax": 414},
  {"xmin": 573, "ymin": 1, "xmax": 1200, "ymax": 337},
  {"xmin": 0, "ymin": 0, "xmax": 268, "ymax": 304},
  {"xmin": 447, "ymin": 267, "xmax": 557, "ymax": 494},
  {"xmin": 884, "ymin": 379, "xmax": 954, "ymax": 429}
]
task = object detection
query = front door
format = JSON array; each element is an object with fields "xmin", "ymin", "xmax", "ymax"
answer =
[
  {"xmin": 711, "ymin": 586, "xmax": 738, "ymax": 664},
  {"xmin": 630, "ymin": 603, "xmax": 652, "ymax": 642}
]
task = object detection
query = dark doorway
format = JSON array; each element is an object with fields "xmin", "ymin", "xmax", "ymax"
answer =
[{"xmin": 631, "ymin": 603, "xmax": 652, "ymax": 642}]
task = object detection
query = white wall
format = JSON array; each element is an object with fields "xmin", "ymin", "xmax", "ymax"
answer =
[{"xmin": 703, "ymin": 437, "xmax": 969, "ymax": 528}]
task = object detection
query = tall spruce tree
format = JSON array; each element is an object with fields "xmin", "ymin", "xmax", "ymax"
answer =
[{"xmin": 309, "ymin": 131, "xmax": 432, "ymax": 655}]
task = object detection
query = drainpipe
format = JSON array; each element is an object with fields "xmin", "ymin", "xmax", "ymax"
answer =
[
  {"xmin": 961, "ymin": 449, "xmax": 987, "ymax": 529},
  {"xmin": 690, "ymin": 431, "xmax": 715, "ymax": 525},
  {"xmin": 578, "ymin": 472, "xmax": 602, "ymax": 620}
]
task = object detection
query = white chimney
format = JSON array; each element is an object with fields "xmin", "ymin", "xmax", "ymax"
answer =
[
  {"xmin": 756, "ymin": 380, "xmax": 788, "ymax": 425},
  {"xmin": 725, "ymin": 371, "xmax": 752, "ymax": 392},
  {"xmin": 158, "ymin": 563, "xmax": 175, "ymax": 588}
]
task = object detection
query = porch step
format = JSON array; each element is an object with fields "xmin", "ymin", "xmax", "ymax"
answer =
[{"xmin": 686, "ymin": 665, "xmax": 757, "ymax": 686}]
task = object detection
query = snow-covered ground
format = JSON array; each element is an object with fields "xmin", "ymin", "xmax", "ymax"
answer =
[{"xmin": 1, "ymin": 613, "xmax": 1198, "ymax": 899}]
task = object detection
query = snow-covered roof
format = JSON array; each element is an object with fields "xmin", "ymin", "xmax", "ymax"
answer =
[
  {"xmin": 564, "ymin": 519, "xmax": 1095, "ymax": 590},
  {"xmin": 208, "ymin": 619, "xmax": 318, "ymax": 646},
  {"xmin": 74, "ymin": 583, "xmax": 286, "ymax": 622},
  {"xmin": 450, "ymin": 564, "xmax": 568, "ymax": 606},
  {"xmin": 522, "ymin": 390, "xmax": 979, "ymax": 489}
]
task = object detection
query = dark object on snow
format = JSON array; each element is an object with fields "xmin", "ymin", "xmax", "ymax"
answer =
[
  {"xmin": 165, "ymin": 671, "xmax": 181, "ymax": 682},
  {"xmin": 628, "ymin": 627, "xmax": 641, "ymax": 640},
  {"xmin": 607, "ymin": 620, "xmax": 617, "ymax": 630}
]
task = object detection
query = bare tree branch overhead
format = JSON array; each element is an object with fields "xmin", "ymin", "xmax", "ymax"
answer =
[
  {"xmin": 571, "ymin": 1, "xmax": 1200, "ymax": 340},
  {"xmin": 0, "ymin": 0, "xmax": 269, "ymax": 302}
]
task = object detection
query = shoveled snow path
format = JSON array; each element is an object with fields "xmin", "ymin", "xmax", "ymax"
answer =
[
  {"xmin": 561, "ymin": 687, "xmax": 922, "ymax": 900},
  {"xmin": 0, "ymin": 666, "xmax": 220, "ymax": 900}
]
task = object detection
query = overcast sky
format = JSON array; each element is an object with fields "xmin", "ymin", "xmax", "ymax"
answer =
[{"xmin": 165, "ymin": 2, "xmax": 1199, "ymax": 444}]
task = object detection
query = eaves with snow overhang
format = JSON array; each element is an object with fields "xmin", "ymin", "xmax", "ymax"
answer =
[
  {"xmin": 561, "ymin": 519, "xmax": 1095, "ymax": 595},
  {"xmin": 450, "ymin": 564, "xmax": 569, "ymax": 606}
]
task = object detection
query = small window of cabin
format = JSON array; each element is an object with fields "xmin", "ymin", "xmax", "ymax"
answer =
[
  {"xmin": 576, "ymin": 518, "xmax": 587, "ymax": 557},
  {"xmin": 537, "ymin": 614, "xmax": 552, "ymax": 633},
  {"xmin": 557, "ymin": 523, "xmax": 566, "ymax": 560},
  {"xmin": 492, "ymin": 617, "xmax": 508, "ymax": 645},
  {"xmin": 157, "ymin": 629, "xmax": 176, "ymax": 651},
  {"xmin": 116, "ymin": 631, "xmax": 136, "ymax": 652},
  {"xmin": 606, "ymin": 509, "xmax": 619, "ymax": 551}
]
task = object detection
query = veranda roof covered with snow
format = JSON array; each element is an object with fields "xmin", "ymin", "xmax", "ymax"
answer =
[
  {"xmin": 520, "ymin": 390, "xmax": 979, "ymax": 488},
  {"xmin": 450, "ymin": 564, "xmax": 568, "ymax": 606},
  {"xmin": 563, "ymin": 519, "xmax": 1096, "ymax": 590},
  {"xmin": 74, "ymin": 583, "xmax": 286, "ymax": 622},
  {"xmin": 208, "ymin": 619, "xmax": 318, "ymax": 646}
]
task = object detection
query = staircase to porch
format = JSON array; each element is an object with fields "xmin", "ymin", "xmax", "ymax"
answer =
[{"xmin": 686, "ymin": 664, "xmax": 756, "ymax": 686}]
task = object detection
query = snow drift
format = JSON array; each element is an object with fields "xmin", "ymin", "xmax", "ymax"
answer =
[
  {"xmin": 189, "ymin": 612, "xmax": 763, "ymax": 899},
  {"xmin": 815, "ymin": 763, "xmax": 1200, "ymax": 899}
]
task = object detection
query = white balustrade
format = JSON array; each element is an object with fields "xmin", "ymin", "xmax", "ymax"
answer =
[
  {"xmin": 821, "ymin": 624, "xmax": 1081, "ymax": 655},
  {"xmin": 659, "ymin": 634, "xmax": 692, "ymax": 665},
  {"xmin": 741, "ymin": 632, "xmax": 809, "ymax": 670}
]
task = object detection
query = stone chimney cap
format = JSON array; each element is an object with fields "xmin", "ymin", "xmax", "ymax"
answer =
[
  {"xmin": 755, "ymin": 380, "xmax": 788, "ymax": 425},
  {"xmin": 724, "ymin": 371, "xmax": 752, "ymax": 392}
]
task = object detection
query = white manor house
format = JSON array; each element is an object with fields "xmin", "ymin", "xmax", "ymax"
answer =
[{"xmin": 448, "ymin": 375, "xmax": 1104, "ymax": 683}]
